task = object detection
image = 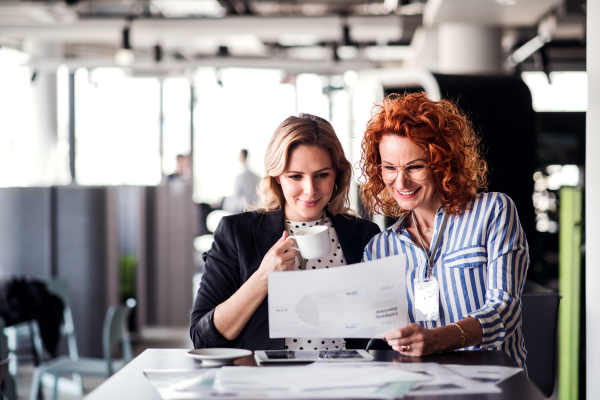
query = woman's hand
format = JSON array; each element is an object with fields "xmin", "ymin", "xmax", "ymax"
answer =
[
  {"xmin": 256, "ymin": 231, "xmax": 298, "ymax": 281},
  {"xmin": 383, "ymin": 317, "xmax": 483, "ymax": 357},
  {"xmin": 383, "ymin": 323, "xmax": 443, "ymax": 357}
]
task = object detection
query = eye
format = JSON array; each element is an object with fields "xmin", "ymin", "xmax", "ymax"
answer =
[
  {"xmin": 288, "ymin": 174, "xmax": 302, "ymax": 180},
  {"xmin": 383, "ymin": 165, "xmax": 397, "ymax": 172},
  {"xmin": 316, "ymin": 173, "xmax": 330, "ymax": 179},
  {"xmin": 406, "ymin": 164, "xmax": 425, "ymax": 172}
]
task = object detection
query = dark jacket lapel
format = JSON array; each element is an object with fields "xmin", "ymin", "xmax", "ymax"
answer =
[
  {"xmin": 329, "ymin": 212, "xmax": 364, "ymax": 265},
  {"xmin": 253, "ymin": 209, "xmax": 286, "ymax": 261}
]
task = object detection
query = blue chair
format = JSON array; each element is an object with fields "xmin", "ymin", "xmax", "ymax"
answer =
[{"xmin": 29, "ymin": 303, "xmax": 135, "ymax": 400}]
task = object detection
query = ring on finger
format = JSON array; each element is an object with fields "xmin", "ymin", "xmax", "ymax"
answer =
[{"xmin": 401, "ymin": 344, "xmax": 411, "ymax": 352}]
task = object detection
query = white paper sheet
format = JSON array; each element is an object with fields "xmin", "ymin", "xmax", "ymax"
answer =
[
  {"xmin": 399, "ymin": 363, "xmax": 502, "ymax": 396},
  {"xmin": 444, "ymin": 364, "xmax": 523, "ymax": 384},
  {"xmin": 214, "ymin": 364, "xmax": 427, "ymax": 392},
  {"xmin": 268, "ymin": 256, "xmax": 407, "ymax": 338},
  {"xmin": 144, "ymin": 367, "xmax": 417, "ymax": 399}
]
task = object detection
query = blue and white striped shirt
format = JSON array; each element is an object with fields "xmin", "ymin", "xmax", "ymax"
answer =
[{"xmin": 363, "ymin": 192, "xmax": 529, "ymax": 368}]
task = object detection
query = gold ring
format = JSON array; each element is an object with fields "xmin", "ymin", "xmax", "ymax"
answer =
[{"xmin": 401, "ymin": 345, "xmax": 410, "ymax": 352}]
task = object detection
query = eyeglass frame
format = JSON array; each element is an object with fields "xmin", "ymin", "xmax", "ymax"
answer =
[{"xmin": 376, "ymin": 163, "xmax": 430, "ymax": 182}]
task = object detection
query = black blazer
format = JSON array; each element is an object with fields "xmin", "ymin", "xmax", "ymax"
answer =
[{"xmin": 190, "ymin": 209, "xmax": 381, "ymax": 350}]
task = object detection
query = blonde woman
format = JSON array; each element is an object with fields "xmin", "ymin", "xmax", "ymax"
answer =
[{"xmin": 190, "ymin": 114, "xmax": 380, "ymax": 351}]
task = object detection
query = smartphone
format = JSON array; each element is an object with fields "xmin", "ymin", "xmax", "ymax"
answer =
[{"xmin": 254, "ymin": 349, "xmax": 373, "ymax": 365}]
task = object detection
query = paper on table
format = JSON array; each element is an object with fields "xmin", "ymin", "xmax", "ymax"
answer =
[
  {"xmin": 144, "ymin": 366, "xmax": 418, "ymax": 399},
  {"xmin": 444, "ymin": 364, "xmax": 523, "ymax": 384},
  {"xmin": 268, "ymin": 255, "xmax": 407, "ymax": 338},
  {"xmin": 213, "ymin": 364, "xmax": 428, "ymax": 392},
  {"xmin": 400, "ymin": 363, "xmax": 502, "ymax": 396}
]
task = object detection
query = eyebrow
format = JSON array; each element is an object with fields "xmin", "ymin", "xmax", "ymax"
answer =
[
  {"xmin": 381, "ymin": 158, "xmax": 427, "ymax": 165},
  {"xmin": 286, "ymin": 167, "xmax": 333, "ymax": 174}
]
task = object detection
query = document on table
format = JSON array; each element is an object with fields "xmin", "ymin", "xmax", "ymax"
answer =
[
  {"xmin": 268, "ymin": 255, "xmax": 407, "ymax": 338},
  {"xmin": 444, "ymin": 364, "xmax": 523, "ymax": 384}
]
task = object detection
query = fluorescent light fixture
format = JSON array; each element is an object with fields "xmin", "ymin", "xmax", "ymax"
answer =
[{"xmin": 507, "ymin": 33, "xmax": 550, "ymax": 66}]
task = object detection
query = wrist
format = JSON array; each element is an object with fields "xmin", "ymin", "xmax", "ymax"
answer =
[
  {"xmin": 252, "ymin": 267, "xmax": 270, "ymax": 288},
  {"xmin": 451, "ymin": 323, "xmax": 467, "ymax": 349}
]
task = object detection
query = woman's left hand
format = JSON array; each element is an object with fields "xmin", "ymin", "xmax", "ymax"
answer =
[{"xmin": 383, "ymin": 323, "xmax": 442, "ymax": 357}]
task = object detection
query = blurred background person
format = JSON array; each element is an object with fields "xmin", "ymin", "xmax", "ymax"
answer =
[{"xmin": 222, "ymin": 149, "xmax": 261, "ymax": 213}]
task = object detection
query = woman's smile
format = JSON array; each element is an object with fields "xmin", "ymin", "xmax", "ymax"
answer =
[{"xmin": 276, "ymin": 145, "xmax": 336, "ymax": 222}]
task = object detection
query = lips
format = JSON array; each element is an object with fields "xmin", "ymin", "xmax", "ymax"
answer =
[
  {"xmin": 298, "ymin": 199, "xmax": 321, "ymax": 207},
  {"xmin": 396, "ymin": 187, "xmax": 421, "ymax": 198}
]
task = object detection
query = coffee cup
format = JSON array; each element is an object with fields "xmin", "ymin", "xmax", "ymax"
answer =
[{"xmin": 288, "ymin": 226, "xmax": 331, "ymax": 259}]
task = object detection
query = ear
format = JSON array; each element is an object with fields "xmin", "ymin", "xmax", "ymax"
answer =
[{"xmin": 275, "ymin": 176, "xmax": 281, "ymax": 184}]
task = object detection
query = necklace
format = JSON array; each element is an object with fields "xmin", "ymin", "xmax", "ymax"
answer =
[{"xmin": 411, "ymin": 211, "xmax": 433, "ymax": 234}]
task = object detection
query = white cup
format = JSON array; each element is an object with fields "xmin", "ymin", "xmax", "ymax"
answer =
[{"xmin": 288, "ymin": 226, "xmax": 331, "ymax": 259}]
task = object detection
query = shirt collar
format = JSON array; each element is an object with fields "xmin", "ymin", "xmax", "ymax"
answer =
[{"xmin": 388, "ymin": 206, "xmax": 446, "ymax": 235}]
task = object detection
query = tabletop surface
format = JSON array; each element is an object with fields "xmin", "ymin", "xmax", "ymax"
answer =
[{"xmin": 84, "ymin": 349, "xmax": 544, "ymax": 400}]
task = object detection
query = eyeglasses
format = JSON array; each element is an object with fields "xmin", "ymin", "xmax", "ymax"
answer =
[{"xmin": 376, "ymin": 163, "xmax": 429, "ymax": 182}]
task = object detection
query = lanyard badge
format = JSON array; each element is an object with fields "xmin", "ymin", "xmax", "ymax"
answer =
[
  {"xmin": 411, "ymin": 212, "xmax": 448, "ymax": 322},
  {"xmin": 414, "ymin": 278, "xmax": 440, "ymax": 321}
]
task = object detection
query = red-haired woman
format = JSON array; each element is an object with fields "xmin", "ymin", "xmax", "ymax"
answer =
[{"xmin": 360, "ymin": 93, "xmax": 529, "ymax": 368}]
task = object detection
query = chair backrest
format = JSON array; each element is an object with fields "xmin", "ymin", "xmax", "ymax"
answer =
[
  {"xmin": 0, "ymin": 317, "xmax": 7, "ymax": 359},
  {"xmin": 43, "ymin": 278, "xmax": 79, "ymax": 360},
  {"xmin": 102, "ymin": 304, "xmax": 134, "ymax": 376},
  {"xmin": 0, "ymin": 358, "xmax": 9, "ymax": 389},
  {"xmin": 521, "ymin": 281, "xmax": 561, "ymax": 398}
]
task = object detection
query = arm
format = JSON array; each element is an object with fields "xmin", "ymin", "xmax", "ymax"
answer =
[
  {"xmin": 213, "ymin": 231, "xmax": 294, "ymax": 340},
  {"xmin": 190, "ymin": 217, "xmax": 297, "ymax": 347},
  {"xmin": 383, "ymin": 317, "xmax": 483, "ymax": 356},
  {"xmin": 467, "ymin": 193, "xmax": 529, "ymax": 349}
]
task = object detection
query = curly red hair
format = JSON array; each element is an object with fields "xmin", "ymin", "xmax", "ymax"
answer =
[{"xmin": 359, "ymin": 92, "xmax": 488, "ymax": 217}]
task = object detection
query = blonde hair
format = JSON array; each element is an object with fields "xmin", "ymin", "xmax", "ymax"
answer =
[{"xmin": 252, "ymin": 114, "xmax": 353, "ymax": 215}]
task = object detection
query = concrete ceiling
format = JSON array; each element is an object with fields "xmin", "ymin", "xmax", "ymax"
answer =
[{"xmin": 0, "ymin": 0, "xmax": 587, "ymax": 74}]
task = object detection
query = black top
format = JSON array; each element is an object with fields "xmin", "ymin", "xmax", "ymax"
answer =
[{"xmin": 190, "ymin": 208, "xmax": 381, "ymax": 350}]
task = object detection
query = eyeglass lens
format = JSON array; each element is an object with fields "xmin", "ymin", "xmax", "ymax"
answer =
[{"xmin": 377, "ymin": 164, "xmax": 427, "ymax": 181}]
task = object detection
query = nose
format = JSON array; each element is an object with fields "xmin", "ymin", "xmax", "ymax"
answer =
[
  {"xmin": 303, "ymin": 177, "xmax": 317, "ymax": 195},
  {"xmin": 393, "ymin": 168, "xmax": 411, "ymax": 188}
]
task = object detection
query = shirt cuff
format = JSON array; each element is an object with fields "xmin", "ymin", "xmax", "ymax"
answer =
[
  {"xmin": 467, "ymin": 307, "xmax": 505, "ymax": 348},
  {"xmin": 197, "ymin": 308, "xmax": 228, "ymax": 347}
]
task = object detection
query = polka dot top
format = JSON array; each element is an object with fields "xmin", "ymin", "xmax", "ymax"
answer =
[{"xmin": 283, "ymin": 216, "xmax": 346, "ymax": 352}]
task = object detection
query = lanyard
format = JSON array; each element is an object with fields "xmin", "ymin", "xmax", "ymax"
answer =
[{"xmin": 411, "ymin": 211, "xmax": 448, "ymax": 281}]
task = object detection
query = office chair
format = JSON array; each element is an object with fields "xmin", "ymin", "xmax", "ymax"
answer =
[
  {"xmin": 3, "ymin": 277, "xmax": 80, "ymax": 396},
  {"xmin": 521, "ymin": 281, "xmax": 561, "ymax": 398},
  {"xmin": 29, "ymin": 303, "xmax": 135, "ymax": 400},
  {"xmin": 0, "ymin": 317, "xmax": 16, "ymax": 400}
]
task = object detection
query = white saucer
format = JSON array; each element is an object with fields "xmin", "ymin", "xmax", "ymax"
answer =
[{"xmin": 185, "ymin": 348, "xmax": 253, "ymax": 366}]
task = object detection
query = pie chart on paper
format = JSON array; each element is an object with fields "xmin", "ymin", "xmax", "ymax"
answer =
[{"xmin": 295, "ymin": 292, "xmax": 344, "ymax": 325}]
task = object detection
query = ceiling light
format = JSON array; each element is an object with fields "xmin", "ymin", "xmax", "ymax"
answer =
[
  {"xmin": 337, "ymin": 46, "xmax": 358, "ymax": 60},
  {"xmin": 115, "ymin": 25, "xmax": 134, "ymax": 66},
  {"xmin": 495, "ymin": 0, "xmax": 517, "ymax": 5},
  {"xmin": 384, "ymin": 0, "xmax": 399, "ymax": 13}
]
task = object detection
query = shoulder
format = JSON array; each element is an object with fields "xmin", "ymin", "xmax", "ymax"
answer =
[
  {"xmin": 216, "ymin": 210, "xmax": 271, "ymax": 232},
  {"xmin": 464, "ymin": 192, "xmax": 517, "ymax": 212},
  {"xmin": 332, "ymin": 213, "xmax": 380, "ymax": 232}
]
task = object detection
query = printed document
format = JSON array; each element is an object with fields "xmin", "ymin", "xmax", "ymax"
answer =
[{"xmin": 268, "ymin": 256, "xmax": 407, "ymax": 338}]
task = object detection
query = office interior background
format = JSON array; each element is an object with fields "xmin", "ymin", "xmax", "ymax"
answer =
[{"xmin": 0, "ymin": 0, "xmax": 598, "ymax": 399}]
